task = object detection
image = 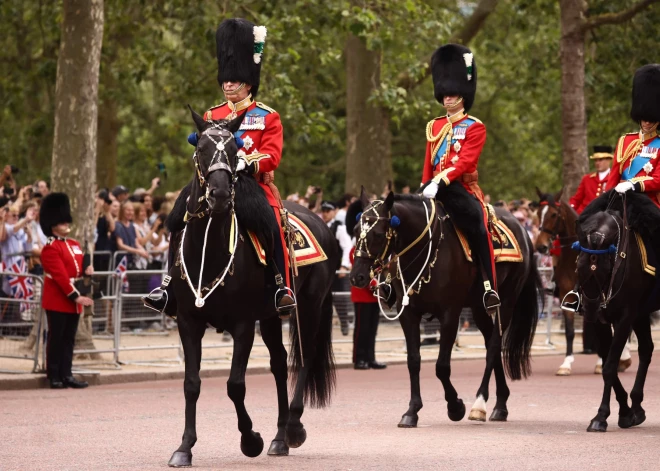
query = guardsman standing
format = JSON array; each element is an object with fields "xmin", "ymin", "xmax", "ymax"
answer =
[
  {"xmin": 143, "ymin": 18, "xmax": 295, "ymax": 316},
  {"xmin": 421, "ymin": 44, "xmax": 500, "ymax": 312},
  {"xmin": 40, "ymin": 193, "xmax": 93, "ymax": 389},
  {"xmin": 569, "ymin": 146, "xmax": 614, "ymax": 213}
]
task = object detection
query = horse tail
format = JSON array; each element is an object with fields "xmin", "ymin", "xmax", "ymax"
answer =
[
  {"xmin": 504, "ymin": 252, "xmax": 542, "ymax": 380},
  {"xmin": 289, "ymin": 286, "xmax": 336, "ymax": 408}
]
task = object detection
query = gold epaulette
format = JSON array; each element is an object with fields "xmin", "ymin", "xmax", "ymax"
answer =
[
  {"xmin": 589, "ymin": 172, "xmax": 597, "ymax": 178},
  {"xmin": 256, "ymin": 102, "xmax": 276, "ymax": 113},
  {"xmin": 203, "ymin": 102, "xmax": 227, "ymax": 121},
  {"xmin": 426, "ymin": 118, "xmax": 445, "ymax": 142},
  {"xmin": 467, "ymin": 115, "xmax": 483, "ymax": 124}
]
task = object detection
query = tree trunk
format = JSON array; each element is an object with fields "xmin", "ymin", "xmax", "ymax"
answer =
[
  {"xmin": 344, "ymin": 34, "xmax": 392, "ymax": 196},
  {"xmin": 51, "ymin": 0, "xmax": 104, "ymax": 354},
  {"xmin": 559, "ymin": 0, "xmax": 589, "ymax": 200}
]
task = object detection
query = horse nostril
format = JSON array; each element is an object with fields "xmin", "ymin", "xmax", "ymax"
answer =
[{"xmin": 538, "ymin": 245, "xmax": 548, "ymax": 255}]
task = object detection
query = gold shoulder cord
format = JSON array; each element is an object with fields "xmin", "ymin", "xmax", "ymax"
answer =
[
  {"xmin": 618, "ymin": 134, "xmax": 642, "ymax": 173},
  {"xmin": 427, "ymin": 120, "xmax": 453, "ymax": 164}
]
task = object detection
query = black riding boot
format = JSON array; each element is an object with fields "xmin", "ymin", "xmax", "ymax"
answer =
[
  {"xmin": 463, "ymin": 208, "xmax": 500, "ymax": 313},
  {"xmin": 271, "ymin": 232, "xmax": 296, "ymax": 319},
  {"xmin": 561, "ymin": 284, "xmax": 581, "ymax": 312},
  {"xmin": 142, "ymin": 234, "xmax": 179, "ymax": 317}
]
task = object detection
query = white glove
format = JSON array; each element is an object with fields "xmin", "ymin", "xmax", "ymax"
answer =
[
  {"xmin": 615, "ymin": 181, "xmax": 634, "ymax": 193},
  {"xmin": 236, "ymin": 158, "xmax": 246, "ymax": 172},
  {"xmin": 422, "ymin": 181, "xmax": 439, "ymax": 199}
]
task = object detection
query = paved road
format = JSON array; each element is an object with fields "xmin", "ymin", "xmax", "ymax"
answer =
[{"xmin": 2, "ymin": 354, "xmax": 659, "ymax": 471}]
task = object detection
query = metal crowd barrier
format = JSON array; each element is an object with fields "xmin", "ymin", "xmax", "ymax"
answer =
[{"xmin": 0, "ymin": 273, "xmax": 44, "ymax": 373}]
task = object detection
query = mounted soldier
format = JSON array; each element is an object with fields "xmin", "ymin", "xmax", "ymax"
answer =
[
  {"xmin": 420, "ymin": 44, "xmax": 499, "ymax": 312},
  {"xmin": 143, "ymin": 18, "xmax": 295, "ymax": 316},
  {"xmin": 569, "ymin": 145, "xmax": 614, "ymax": 214}
]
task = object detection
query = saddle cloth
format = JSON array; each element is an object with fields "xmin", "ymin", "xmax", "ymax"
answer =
[
  {"xmin": 635, "ymin": 233, "xmax": 656, "ymax": 276},
  {"xmin": 454, "ymin": 208, "xmax": 524, "ymax": 263},
  {"xmin": 248, "ymin": 213, "xmax": 328, "ymax": 267}
]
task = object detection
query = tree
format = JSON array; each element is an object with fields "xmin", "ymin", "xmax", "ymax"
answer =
[
  {"xmin": 50, "ymin": 0, "xmax": 104, "ymax": 352},
  {"xmin": 559, "ymin": 0, "xmax": 660, "ymax": 198}
]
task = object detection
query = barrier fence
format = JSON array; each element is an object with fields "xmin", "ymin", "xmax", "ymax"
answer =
[{"xmin": 1, "ymin": 252, "xmax": 649, "ymax": 374}]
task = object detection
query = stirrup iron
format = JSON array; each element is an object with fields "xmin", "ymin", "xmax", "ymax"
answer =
[{"xmin": 561, "ymin": 290, "xmax": 581, "ymax": 312}]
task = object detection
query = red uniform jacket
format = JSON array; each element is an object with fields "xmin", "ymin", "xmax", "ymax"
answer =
[
  {"xmin": 569, "ymin": 170, "xmax": 610, "ymax": 214},
  {"xmin": 41, "ymin": 237, "xmax": 84, "ymax": 314},
  {"xmin": 204, "ymin": 100, "xmax": 283, "ymax": 208},
  {"xmin": 607, "ymin": 131, "xmax": 660, "ymax": 208},
  {"xmin": 349, "ymin": 247, "xmax": 377, "ymax": 304},
  {"xmin": 422, "ymin": 112, "xmax": 487, "ymax": 199}
]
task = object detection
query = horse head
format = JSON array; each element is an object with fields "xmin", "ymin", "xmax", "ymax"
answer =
[
  {"xmin": 349, "ymin": 188, "xmax": 396, "ymax": 289},
  {"xmin": 575, "ymin": 209, "xmax": 621, "ymax": 311},
  {"xmin": 187, "ymin": 106, "xmax": 243, "ymax": 215},
  {"xmin": 535, "ymin": 186, "xmax": 566, "ymax": 254}
]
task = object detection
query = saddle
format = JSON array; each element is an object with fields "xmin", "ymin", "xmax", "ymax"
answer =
[{"xmin": 453, "ymin": 205, "xmax": 524, "ymax": 263}]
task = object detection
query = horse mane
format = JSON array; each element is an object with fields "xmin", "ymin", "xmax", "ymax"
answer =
[
  {"xmin": 166, "ymin": 180, "xmax": 193, "ymax": 234},
  {"xmin": 345, "ymin": 199, "xmax": 363, "ymax": 236},
  {"xmin": 393, "ymin": 194, "xmax": 424, "ymax": 202},
  {"xmin": 234, "ymin": 173, "xmax": 279, "ymax": 249}
]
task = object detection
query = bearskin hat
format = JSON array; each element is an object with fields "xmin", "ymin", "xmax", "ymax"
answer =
[
  {"xmin": 40, "ymin": 192, "xmax": 73, "ymax": 237},
  {"xmin": 590, "ymin": 145, "xmax": 613, "ymax": 160},
  {"xmin": 216, "ymin": 18, "xmax": 267, "ymax": 99},
  {"xmin": 631, "ymin": 64, "xmax": 660, "ymax": 123},
  {"xmin": 431, "ymin": 44, "xmax": 477, "ymax": 112}
]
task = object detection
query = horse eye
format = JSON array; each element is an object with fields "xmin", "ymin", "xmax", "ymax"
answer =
[{"xmin": 550, "ymin": 213, "xmax": 557, "ymax": 218}]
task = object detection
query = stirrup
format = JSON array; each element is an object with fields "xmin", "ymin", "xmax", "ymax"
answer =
[
  {"xmin": 275, "ymin": 286, "xmax": 296, "ymax": 319},
  {"xmin": 483, "ymin": 289, "xmax": 501, "ymax": 313},
  {"xmin": 142, "ymin": 287, "xmax": 168, "ymax": 314},
  {"xmin": 561, "ymin": 290, "xmax": 581, "ymax": 312}
]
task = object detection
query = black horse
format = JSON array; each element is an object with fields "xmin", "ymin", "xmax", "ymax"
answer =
[
  {"xmin": 576, "ymin": 191, "xmax": 659, "ymax": 432},
  {"xmin": 349, "ymin": 190, "xmax": 541, "ymax": 427},
  {"xmin": 166, "ymin": 109, "xmax": 338, "ymax": 467}
]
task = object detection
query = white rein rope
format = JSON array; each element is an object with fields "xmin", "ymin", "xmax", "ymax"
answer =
[{"xmin": 377, "ymin": 200, "xmax": 434, "ymax": 321}]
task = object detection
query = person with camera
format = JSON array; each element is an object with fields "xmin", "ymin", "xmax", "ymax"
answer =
[
  {"xmin": 40, "ymin": 193, "xmax": 93, "ymax": 389},
  {"xmin": 94, "ymin": 190, "xmax": 117, "ymax": 272}
]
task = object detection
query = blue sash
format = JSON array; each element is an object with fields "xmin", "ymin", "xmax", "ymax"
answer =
[
  {"xmin": 622, "ymin": 137, "xmax": 660, "ymax": 181},
  {"xmin": 433, "ymin": 118, "xmax": 476, "ymax": 169},
  {"xmin": 234, "ymin": 106, "xmax": 270, "ymax": 139}
]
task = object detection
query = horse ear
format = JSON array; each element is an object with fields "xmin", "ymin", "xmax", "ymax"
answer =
[
  {"xmin": 359, "ymin": 186, "xmax": 370, "ymax": 208},
  {"xmin": 226, "ymin": 111, "xmax": 246, "ymax": 134},
  {"xmin": 385, "ymin": 191, "xmax": 394, "ymax": 210},
  {"xmin": 535, "ymin": 186, "xmax": 544, "ymax": 200},
  {"xmin": 554, "ymin": 187, "xmax": 564, "ymax": 203},
  {"xmin": 188, "ymin": 104, "xmax": 208, "ymax": 133}
]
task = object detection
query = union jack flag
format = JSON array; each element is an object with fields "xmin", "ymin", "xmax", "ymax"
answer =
[
  {"xmin": 114, "ymin": 255, "xmax": 130, "ymax": 293},
  {"xmin": 8, "ymin": 258, "xmax": 34, "ymax": 312}
]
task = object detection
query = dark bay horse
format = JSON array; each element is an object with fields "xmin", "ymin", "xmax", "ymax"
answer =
[
  {"xmin": 166, "ymin": 110, "xmax": 338, "ymax": 467},
  {"xmin": 534, "ymin": 188, "xmax": 581, "ymax": 375},
  {"xmin": 576, "ymin": 192, "xmax": 658, "ymax": 432},
  {"xmin": 349, "ymin": 191, "xmax": 541, "ymax": 427}
]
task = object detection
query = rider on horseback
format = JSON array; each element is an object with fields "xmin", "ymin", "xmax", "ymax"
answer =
[
  {"xmin": 563, "ymin": 64, "xmax": 660, "ymax": 312},
  {"xmin": 143, "ymin": 18, "xmax": 296, "ymax": 316},
  {"xmin": 421, "ymin": 44, "xmax": 500, "ymax": 313}
]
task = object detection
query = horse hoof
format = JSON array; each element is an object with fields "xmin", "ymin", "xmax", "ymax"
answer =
[
  {"xmin": 468, "ymin": 409, "xmax": 487, "ymax": 422},
  {"xmin": 618, "ymin": 358, "xmax": 632, "ymax": 373},
  {"xmin": 285, "ymin": 426, "xmax": 307, "ymax": 448},
  {"xmin": 447, "ymin": 399, "xmax": 466, "ymax": 422},
  {"xmin": 633, "ymin": 410, "xmax": 646, "ymax": 427},
  {"xmin": 398, "ymin": 414, "xmax": 418, "ymax": 428},
  {"xmin": 240, "ymin": 431, "xmax": 264, "ymax": 458},
  {"xmin": 618, "ymin": 411, "xmax": 635, "ymax": 429},
  {"xmin": 587, "ymin": 419, "xmax": 608, "ymax": 433},
  {"xmin": 168, "ymin": 451, "xmax": 192, "ymax": 468},
  {"xmin": 267, "ymin": 440, "xmax": 289, "ymax": 456},
  {"xmin": 594, "ymin": 365, "xmax": 602, "ymax": 375},
  {"xmin": 489, "ymin": 409, "xmax": 508, "ymax": 422},
  {"xmin": 556, "ymin": 367, "xmax": 571, "ymax": 376}
]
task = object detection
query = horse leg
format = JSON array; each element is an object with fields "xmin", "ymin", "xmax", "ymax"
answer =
[
  {"xmin": 587, "ymin": 319, "xmax": 630, "ymax": 432},
  {"xmin": 557, "ymin": 310, "xmax": 575, "ymax": 376},
  {"xmin": 398, "ymin": 311, "xmax": 423, "ymax": 428},
  {"xmin": 168, "ymin": 318, "xmax": 206, "ymax": 468},
  {"xmin": 227, "ymin": 322, "xmax": 264, "ymax": 457},
  {"xmin": 436, "ymin": 310, "xmax": 466, "ymax": 422},
  {"xmin": 626, "ymin": 315, "xmax": 653, "ymax": 428},
  {"xmin": 490, "ymin": 344, "xmax": 511, "ymax": 422},
  {"xmin": 260, "ymin": 316, "xmax": 290, "ymax": 456}
]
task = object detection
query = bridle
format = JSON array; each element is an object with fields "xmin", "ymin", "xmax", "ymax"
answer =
[
  {"xmin": 180, "ymin": 123, "xmax": 240, "ymax": 308},
  {"xmin": 354, "ymin": 198, "xmax": 439, "ymax": 320},
  {"xmin": 539, "ymin": 201, "xmax": 577, "ymax": 248}
]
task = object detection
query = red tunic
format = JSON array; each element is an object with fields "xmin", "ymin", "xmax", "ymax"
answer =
[
  {"xmin": 569, "ymin": 170, "xmax": 610, "ymax": 214},
  {"xmin": 204, "ymin": 100, "xmax": 283, "ymax": 208},
  {"xmin": 41, "ymin": 237, "xmax": 84, "ymax": 314},
  {"xmin": 422, "ymin": 113, "xmax": 487, "ymax": 200},
  {"xmin": 607, "ymin": 131, "xmax": 660, "ymax": 208}
]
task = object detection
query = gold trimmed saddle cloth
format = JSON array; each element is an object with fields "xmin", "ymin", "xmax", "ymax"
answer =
[{"xmin": 455, "ymin": 205, "xmax": 524, "ymax": 263}]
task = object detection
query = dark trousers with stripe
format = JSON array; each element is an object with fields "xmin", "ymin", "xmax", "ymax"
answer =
[
  {"xmin": 46, "ymin": 310, "xmax": 80, "ymax": 380},
  {"xmin": 352, "ymin": 302, "xmax": 380, "ymax": 364}
]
